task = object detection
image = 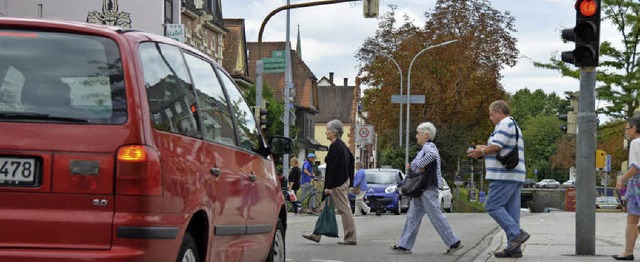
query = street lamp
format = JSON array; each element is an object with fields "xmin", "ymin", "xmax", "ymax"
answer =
[
  {"xmin": 404, "ymin": 39, "xmax": 458, "ymax": 176},
  {"xmin": 362, "ymin": 48, "xmax": 404, "ymax": 146}
]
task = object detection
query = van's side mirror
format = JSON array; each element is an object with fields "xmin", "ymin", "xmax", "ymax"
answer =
[{"xmin": 269, "ymin": 136, "xmax": 294, "ymax": 154}]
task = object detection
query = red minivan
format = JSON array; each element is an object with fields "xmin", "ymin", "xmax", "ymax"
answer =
[{"xmin": 0, "ymin": 17, "xmax": 293, "ymax": 262}]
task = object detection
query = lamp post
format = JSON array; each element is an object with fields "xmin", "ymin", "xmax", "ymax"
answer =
[
  {"xmin": 404, "ymin": 40, "xmax": 458, "ymax": 176},
  {"xmin": 362, "ymin": 48, "xmax": 403, "ymax": 146}
]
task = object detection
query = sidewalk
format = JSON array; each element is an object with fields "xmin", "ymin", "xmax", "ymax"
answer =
[{"xmin": 474, "ymin": 211, "xmax": 629, "ymax": 261}]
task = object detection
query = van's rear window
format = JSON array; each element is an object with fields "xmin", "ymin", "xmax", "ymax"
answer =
[{"xmin": 0, "ymin": 30, "xmax": 126, "ymax": 124}]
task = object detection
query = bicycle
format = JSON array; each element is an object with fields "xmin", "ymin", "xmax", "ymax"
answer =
[{"xmin": 285, "ymin": 179, "xmax": 324, "ymax": 214}]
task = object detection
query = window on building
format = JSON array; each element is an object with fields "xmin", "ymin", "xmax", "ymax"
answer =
[{"xmin": 164, "ymin": 0, "xmax": 173, "ymax": 24}]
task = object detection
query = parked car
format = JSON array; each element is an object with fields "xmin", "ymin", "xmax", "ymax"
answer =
[
  {"xmin": 596, "ymin": 196, "xmax": 622, "ymax": 209},
  {"xmin": 438, "ymin": 176, "xmax": 453, "ymax": 213},
  {"xmin": 522, "ymin": 179, "xmax": 537, "ymax": 188},
  {"xmin": 535, "ymin": 179, "xmax": 561, "ymax": 188},
  {"xmin": 561, "ymin": 179, "xmax": 576, "ymax": 188},
  {"xmin": 349, "ymin": 169, "xmax": 453, "ymax": 214},
  {"xmin": 350, "ymin": 168, "xmax": 409, "ymax": 215},
  {"xmin": 0, "ymin": 17, "xmax": 294, "ymax": 262}
]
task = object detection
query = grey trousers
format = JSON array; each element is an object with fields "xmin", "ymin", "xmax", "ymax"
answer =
[{"xmin": 397, "ymin": 187, "xmax": 459, "ymax": 249}]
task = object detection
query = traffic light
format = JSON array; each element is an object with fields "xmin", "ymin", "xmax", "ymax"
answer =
[
  {"xmin": 595, "ymin": 150, "xmax": 605, "ymax": 170},
  {"xmin": 259, "ymin": 101, "xmax": 268, "ymax": 130},
  {"xmin": 561, "ymin": 0, "xmax": 601, "ymax": 66},
  {"xmin": 363, "ymin": 0, "xmax": 379, "ymax": 18},
  {"xmin": 558, "ymin": 114, "xmax": 568, "ymax": 133}
]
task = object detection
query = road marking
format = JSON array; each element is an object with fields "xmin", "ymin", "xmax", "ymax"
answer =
[{"xmin": 310, "ymin": 260, "xmax": 345, "ymax": 262}]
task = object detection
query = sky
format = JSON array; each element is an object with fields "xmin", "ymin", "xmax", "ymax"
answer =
[{"xmin": 222, "ymin": 0, "xmax": 620, "ymax": 101}]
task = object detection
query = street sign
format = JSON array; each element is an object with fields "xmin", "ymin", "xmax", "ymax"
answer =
[
  {"xmin": 263, "ymin": 50, "xmax": 285, "ymax": 73},
  {"xmin": 355, "ymin": 125, "xmax": 374, "ymax": 145},
  {"xmin": 605, "ymin": 154, "xmax": 611, "ymax": 172},
  {"xmin": 391, "ymin": 95, "xmax": 425, "ymax": 104},
  {"xmin": 279, "ymin": 109, "xmax": 296, "ymax": 125}
]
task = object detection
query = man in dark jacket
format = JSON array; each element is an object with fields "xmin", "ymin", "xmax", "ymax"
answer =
[{"xmin": 303, "ymin": 119, "xmax": 357, "ymax": 245}]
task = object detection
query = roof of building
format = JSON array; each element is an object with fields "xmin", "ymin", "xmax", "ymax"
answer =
[
  {"xmin": 316, "ymin": 84, "xmax": 355, "ymax": 123},
  {"xmin": 222, "ymin": 19, "xmax": 252, "ymax": 85}
]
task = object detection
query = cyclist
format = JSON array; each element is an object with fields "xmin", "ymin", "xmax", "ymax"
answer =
[{"xmin": 300, "ymin": 153, "xmax": 317, "ymax": 213}]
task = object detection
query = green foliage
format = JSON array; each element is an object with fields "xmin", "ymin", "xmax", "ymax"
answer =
[
  {"xmin": 378, "ymin": 146, "xmax": 408, "ymax": 170},
  {"xmin": 522, "ymin": 115, "xmax": 564, "ymax": 180},
  {"xmin": 534, "ymin": 0, "xmax": 640, "ymax": 120},
  {"xmin": 244, "ymin": 83, "xmax": 298, "ymax": 141},
  {"xmin": 453, "ymin": 187, "xmax": 486, "ymax": 213},
  {"xmin": 510, "ymin": 89, "xmax": 568, "ymax": 125}
]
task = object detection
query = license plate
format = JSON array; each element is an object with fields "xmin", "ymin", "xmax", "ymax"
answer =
[{"xmin": 0, "ymin": 157, "xmax": 37, "ymax": 186}]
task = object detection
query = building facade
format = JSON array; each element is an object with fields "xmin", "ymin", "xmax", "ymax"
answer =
[{"xmin": 0, "ymin": 0, "xmax": 226, "ymax": 64}]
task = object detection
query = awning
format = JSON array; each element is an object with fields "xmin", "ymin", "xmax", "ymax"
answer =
[{"xmin": 297, "ymin": 138, "xmax": 328, "ymax": 151}]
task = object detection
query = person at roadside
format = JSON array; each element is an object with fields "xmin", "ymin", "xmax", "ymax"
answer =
[
  {"xmin": 468, "ymin": 100, "xmax": 529, "ymax": 258},
  {"xmin": 300, "ymin": 153, "xmax": 317, "ymax": 213},
  {"xmin": 613, "ymin": 117, "xmax": 640, "ymax": 261},
  {"xmin": 303, "ymin": 119, "xmax": 357, "ymax": 245},
  {"xmin": 352, "ymin": 161, "xmax": 370, "ymax": 216},
  {"xmin": 288, "ymin": 157, "xmax": 302, "ymax": 214},
  {"xmin": 390, "ymin": 122, "xmax": 463, "ymax": 255}
]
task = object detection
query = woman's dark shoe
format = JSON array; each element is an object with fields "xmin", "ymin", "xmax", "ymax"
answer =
[
  {"xmin": 390, "ymin": 245, "xmax": 412, "ymax": 254},
  {"xmin": 612, "ymin": 254, "xmax": 634, "ymax": 260},
  {"xmin": 494, "ymin": 249, "xmax": 523, "ymax": 258}
]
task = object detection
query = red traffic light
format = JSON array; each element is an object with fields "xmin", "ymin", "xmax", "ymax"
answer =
[{"xmin": 578, "ymin": 0, "xmax": 598, "ymax": 17}]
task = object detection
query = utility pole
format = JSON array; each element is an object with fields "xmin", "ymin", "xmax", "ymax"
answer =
[{"xmin": 282, "ymin": 0, "xmax": 292, "ymax": 177}]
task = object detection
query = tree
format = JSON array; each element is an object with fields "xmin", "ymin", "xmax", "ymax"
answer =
[
  {"xmin": 521, "ymin": 115, "xmax": 564, "ymax": 180},
  {"xmin": 535, "ymin": 0, "xmax": 640, "ymax": 120},
  {"xmin": 357, "ymin": 1, "xmax": 518, "ymax": 173},
  {"xmin": 509, "ymin": 89, "xmax": 568, "ymax": 125}
]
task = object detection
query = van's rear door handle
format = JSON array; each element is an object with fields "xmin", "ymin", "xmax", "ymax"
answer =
[{"xmin": 210, "ymin": 167, "xmax": 221, "ymax": 177}]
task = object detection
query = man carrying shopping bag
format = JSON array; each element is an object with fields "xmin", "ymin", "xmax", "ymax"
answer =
[{"xmin": 302, "ymin": 119, "xmax": 357, "ymax": 245}]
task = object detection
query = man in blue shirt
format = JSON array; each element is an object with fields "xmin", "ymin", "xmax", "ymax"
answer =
[
  {"xmin": 352, "ymin": 161, "xmax": 370, "ymax": 216},
  {"xmin": 468, "ymin": 100, "xmax": 529, "ymax": 258},
  {"xmin": 300, "ymin": 153, "xmax": 317, "ymax": 213}
]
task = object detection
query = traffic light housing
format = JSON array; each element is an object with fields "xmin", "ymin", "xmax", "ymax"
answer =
[
  {"xmin": 363, "ymin": 0, "xmax": 379, "ymax": 18},
  {"xmin": 259, "ymin": 101, "xmax": 268, "ymax": 130},
  {"xmin": 558, "ymin": 114, "xmax": 568, "ymax": 133},
  {"xmin": 595, "ymin": 150, "xmax": 605, "ymax": 170},
  {"xmin": 561, "ymin": 0, "xmax": 601, "ymax": 66}
]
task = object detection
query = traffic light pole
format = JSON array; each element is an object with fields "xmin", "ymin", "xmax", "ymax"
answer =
[{"xmin": 575, "ymin": 66, "xmax": 597, "ymax": 255}]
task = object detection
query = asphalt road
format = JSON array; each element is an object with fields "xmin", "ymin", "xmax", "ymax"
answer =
[{"xmin": 284, "ymin": 211, "xmax": 500, "ymax": 262}]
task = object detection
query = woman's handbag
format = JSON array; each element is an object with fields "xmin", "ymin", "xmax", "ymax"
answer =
[
  {"xmin": 495, "ymin": 119, "xmax": 520, "ymax": 170},
  {"xmin": 312, "ymin": 195, "xmax": 339, "ymax": 238},
  {"xmin": 400, "ymin": 170, "xmax": 428, "ymax": 198},
  {"xmin": 287, "ymin": 190, "xmax": 297, "ymax": 202}
]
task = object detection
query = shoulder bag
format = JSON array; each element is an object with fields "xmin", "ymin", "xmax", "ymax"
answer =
[{"xmin": 495, "ymin": 119, "xmax": 520, "ymax": 170}]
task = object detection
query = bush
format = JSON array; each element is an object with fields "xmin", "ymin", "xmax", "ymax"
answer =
[{"xmin": 453, "ymin": 187, "xmax": 486, "ymax": 213}]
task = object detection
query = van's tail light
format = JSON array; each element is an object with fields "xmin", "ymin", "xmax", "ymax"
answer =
[{"xmin": 116, "ymin": 145, "xmax": 162, "ymax": 196}]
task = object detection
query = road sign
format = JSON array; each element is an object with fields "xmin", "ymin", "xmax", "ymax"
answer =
[
  {"xmin": 279, "ymin": 109, "xmax": 296, "ymax": 125},
  {"xmin": 391, "ymin": 95, "xmax": 425, "ymax": 104},
  {"xmin": 263, "ymin": 50, "xmax": 285, "ymax": 73},
  {"xmin": 355, "ymin": 125, "xmax": 374, "ymax": 145},
  {"xmin": 605, "ymin": 154, "xmax": 611, "ymax": 172}
]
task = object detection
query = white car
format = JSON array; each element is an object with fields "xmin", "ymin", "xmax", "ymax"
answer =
[
  {"xmin": 535, "ymin": 179, "xmax": 561, "ymax": 188},
  {"xmin": 438, "ymin": 176, "xmax": 453, "ymax": 212}
]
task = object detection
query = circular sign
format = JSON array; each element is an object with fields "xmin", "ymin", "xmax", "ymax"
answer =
[{"xmin": 358, "ymin": 127, "xmax": 370, "ymax": 138}]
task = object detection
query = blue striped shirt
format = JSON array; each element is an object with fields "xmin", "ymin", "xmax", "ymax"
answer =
[
  {"xmin": 410, "ymin": 141, "xmax": 444, "ymax": 188},
  {"xmin": 485, "ymin": 117, "xmax": 526, "ymax": 182}
]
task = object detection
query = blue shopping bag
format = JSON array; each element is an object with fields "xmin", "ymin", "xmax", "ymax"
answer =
[{"xmin": 312, "ymin": 195, "xmax": 339, "ymax": 238}]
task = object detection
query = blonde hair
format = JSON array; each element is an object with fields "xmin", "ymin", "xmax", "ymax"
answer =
[{"xmin": 290, "ymin": 157, "xmax": 299, "ymax": 166}]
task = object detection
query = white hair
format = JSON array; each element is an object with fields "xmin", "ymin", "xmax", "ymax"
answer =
[
  {"xmin": 327, "ymin": 119, "xmax": 344, "ymax": 138},
  {"xmin": 416, "ymin": 122, "xmax": 437, "ymax": 140}
]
